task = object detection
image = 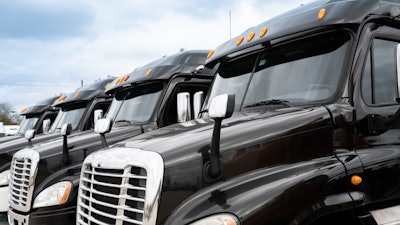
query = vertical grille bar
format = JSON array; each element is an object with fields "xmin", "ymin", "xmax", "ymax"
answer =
[{"xmin": 77, "ymin": 147, "xmax": 164, "ymax": 225}]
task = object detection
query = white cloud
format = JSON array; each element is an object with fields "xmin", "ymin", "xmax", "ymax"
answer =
[{"xmin": 0, "ymin": 0, "xmax": 317, "ymax": 111}]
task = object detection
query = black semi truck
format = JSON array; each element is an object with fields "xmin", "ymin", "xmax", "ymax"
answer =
[
  {"xmin": 75, "ymin": 0, "xmax": 400, "ymax": 224},
  {"xmin": 7, "ymin": 50, "xmax": 214, "ymax": 225},
  {"xmin": 0, "ymin": 95, "xmax": 60, "ymax": 144},
  {"xmin": 0, "ymin": 78, "xmax": 114, "ymax": 221}
]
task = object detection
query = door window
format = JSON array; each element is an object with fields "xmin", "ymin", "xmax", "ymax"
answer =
[{"xmin": 362, "ymin": 39, "xmax": 398, "ymax": 105}]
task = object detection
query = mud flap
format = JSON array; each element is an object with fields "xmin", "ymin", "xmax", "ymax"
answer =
[{"xmin": 370, "ymin": 205, "xmax": 400, "ymax": 225}]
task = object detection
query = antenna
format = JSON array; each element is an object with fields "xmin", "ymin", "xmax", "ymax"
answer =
[{"xmin": 229, "ymin": 10, "xmax": 232, "ymax": 39}]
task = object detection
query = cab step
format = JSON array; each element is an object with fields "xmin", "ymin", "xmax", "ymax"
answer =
[{"xmin": 371, "ymin": 205, "xmax": 400, "ymax": 225}]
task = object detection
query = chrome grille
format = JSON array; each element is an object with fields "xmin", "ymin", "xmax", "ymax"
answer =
[
  {"xmin": 8, "ymin": 149, "xmax": 40, "ymax": 212},
  {"xmin": 77, "ymin": 147, "xmax": 164, "ymax": 225}
]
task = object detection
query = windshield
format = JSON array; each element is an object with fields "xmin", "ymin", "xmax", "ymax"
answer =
[
  {"xmin": 17, "ymin": 116, "xmax": 40, "ymax": 135},
  {"xmin": 202, "ymin": 31, "xmax": 351, "ymax": 112},
  {"xmin": 49, "ymin": 107, "xmax": 86, "ymax": 133},
  {"xmin": 106, "ymin": 82, "xmax": 164, "ymax": 125}
]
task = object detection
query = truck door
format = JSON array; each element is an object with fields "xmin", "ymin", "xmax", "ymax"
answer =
[
  {"xmin": 353, "ymin": 22, "xmax": 400, "ymax": 223},
  {"xmin": 158, "ymin": 77, "xmax": 211, "ymax": 127}
]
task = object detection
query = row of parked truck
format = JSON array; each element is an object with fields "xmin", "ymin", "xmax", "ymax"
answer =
[{"xmin": 1, "ymin": 0, "xmax": 400, "ymax": 224}]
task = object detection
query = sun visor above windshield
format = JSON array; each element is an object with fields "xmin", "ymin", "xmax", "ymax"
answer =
[
  {"xmin": 20, "ymin": 95, "xmax": 61, "ymax": 116},
  {"xmin": 106, "ymin": 50, "xmax": 213, "ymax": 95},
  {"xmin": 53, "ymin": 78, "xmax": 114, "ymax": 108},
  {"xmin": 205, "ymin": 0, "xmax": 385, "ymax": 68}
]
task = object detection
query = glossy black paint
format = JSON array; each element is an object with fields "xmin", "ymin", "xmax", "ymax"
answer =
[
  {"xmin": 0, "ymin": 96, "xmax": 61, "ymax": 144},
  {"xmin": 106, "ymin": 50, "xmax": 212, "ymax": 95},
  {"xmin": 206, "ymin": 0, "xmax": 400, "ymax": 68},
  {"xmin": 14, "ymin": 55, "xmax": 214, "ymax": 224},
  {"xmin": 0, "ymin": 80, "xmax": 114, "ymax": 171},
  {"xmin": 95, "ymin": 1, "xmax": 400, "ymax": 224}
]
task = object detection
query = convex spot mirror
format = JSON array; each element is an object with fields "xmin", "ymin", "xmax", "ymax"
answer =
[
  {"xmin": 209, "ymin": 94, "xmax": 235, "ymax": 119},
  {"xmin": 396, "ymin": 44, "xmax": 400, "ymax": 99},
  {"xmin": 42, "ymin": 119, "xmax": 51, "ymax": 134},
  {"xmin": 177, "ymin": 92, "xmax": 191, "ymax": 122},
  {"xmin": 95, "ymin": 118, "xmax": 113, "ymax": 134},
  {"xmin": 94, "ymin": 109, "xmax": 104, "ymax": 125},
  {"xmin": 25, "ymin": 129, "xmax": 35, "ymax": 141},
  {"xmin": 193, "ymin": 91, "xmax": 204, "ymax": 119},
  {"xmin": 61, "ymin": 123, "xmax": 72, "ymax": 136}
]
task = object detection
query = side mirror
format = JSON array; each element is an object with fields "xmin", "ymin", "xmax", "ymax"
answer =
[
  {"xmin": 95, "ymin": 118, "xmax": 113, "ymax": 134},
  {"xmin": 25, "ymin": 130, "xmax": 35, "ymax": 147},
  {"xmin": 42, "ymin": 119, "xmax": 51, "ymax": 134},
  {"xmin": 25, "ymin": 129, "xmax": 35, "ymax": 140},
  {"xmin": 177, "ymin": 92, "xmax": 191, "ymax": 122},
  {"xmin": 205, "ymin": 94, "xmax": 235, "ymax": 181},
  {"xmin": 93, "ymin": 109, "xmax": 104, "ymax": 125},
  {"xmin": 209, "ymin": 94, "xmax": 235, "ymax": 119},
  {"xmin": 193, "ymin": 91, "xmax": 204, "ymax": 119},
  {"xmin": 95, "ymin": 118, "xmax": 113, "ymax": 147},
  {"xmin": 193, "ymin": 65, "xmax": 205, "ymax": 74},
  {"xmin": 60, "ymin": 123, "xmax": 72, "ymax": 136}
]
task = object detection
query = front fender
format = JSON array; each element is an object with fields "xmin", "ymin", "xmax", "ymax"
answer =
[
  {"xmin": 33, "ymin": 163, "xmax": 82, "ymax": 208},
  {"xmin": 162, "ymin": 156, "xmax": 353, "ymax": 225}
]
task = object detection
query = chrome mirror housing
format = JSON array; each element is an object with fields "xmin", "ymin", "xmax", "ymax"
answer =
[
  {"xmin": 60, "ymin": 123, "xmax": 72, "ymax": 136},
  {"xmin": 177, "ymin": 92, "xmax": 191, "ymax": 122},
  {"xmin": 42, "ymin": 119, "xmax": 51, "ymax": 134},
  {"xmin": 25, "ymin": 129, "xmax": 35, "ymax": 141},
  {"xmin": 193, "ymin": 91, "xmax": 204, "ymax": 119},
  {"xmin": 94, "ymin": 118, "xmax": 113, "ymax": 134},
  {"xmin": 209, "ymin": 94, "xmax": 235, "ymax": 119},
  {"xmin": 93, "ymin": 109, "xmax": 104, "ymax": 125}
]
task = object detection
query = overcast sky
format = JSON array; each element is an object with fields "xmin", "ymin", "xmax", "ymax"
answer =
[{"xmin": 0, "ymin": 0, "xmax": 313, "ymax": 113}]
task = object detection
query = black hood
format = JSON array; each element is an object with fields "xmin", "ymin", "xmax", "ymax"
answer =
[{"xmin": 120, "ymin": 106, "xmax": 333, "ymax": 167}]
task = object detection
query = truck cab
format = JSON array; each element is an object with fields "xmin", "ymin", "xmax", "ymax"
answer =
[
  {"xmin": 0, "ymin": 78, "xmax": 113, "ymax": 221},
  {"xmin": 76, "ymin": 1, "xmax": 400, "ymax": 225},
  {"xmin": 7, "ymin": 50, "xmax": 214, "ymax": 225},
  {"xmin": 0, "ymin": 96, "xmax": 60, "ymax": 144}
]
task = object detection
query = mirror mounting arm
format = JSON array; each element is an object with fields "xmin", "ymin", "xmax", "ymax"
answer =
[
  {"xmin": 203, "ymin": 94, "xmax": 235, "ymax": 182},
  {"xmin": 208, "ymin": 118, "xmax": 223, "ymax": 179},
  {"xmin": 61, "ymin": 123, "xmax": 72, "ymax": 164}
]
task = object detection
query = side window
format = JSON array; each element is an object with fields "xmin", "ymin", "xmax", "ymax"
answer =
[
  {"xmin": 161, "ymin": 83, "xmax": 210, "ymax": 127},
  {"xmin": 84, "ymin": 102, "xmax": 111, "ymax": 130},
  {"xmin": 362, "ymin": 39, "xmax": 398, "ymax": 105}
]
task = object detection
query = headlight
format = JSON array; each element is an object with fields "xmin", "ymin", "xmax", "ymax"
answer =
[
  {"xmin": 33, "ymin": 181, "xmax": 72, "ymax": 208},
  {"xmin": 0, "ymin": 170, "xmax": 10, "ymax": 186},
  {"xmin": 189, "ymin": 214, "xmax": 240, "ymax": 225}
]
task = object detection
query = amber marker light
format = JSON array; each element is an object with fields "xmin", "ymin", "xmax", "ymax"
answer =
[
  {"xmin": 351, "ymin": 175, "xmax": 362, "ymax": 185},
  {"xmin": 59, "ymin": 182, "xmax": 72, "ymax": 204},
  {"xmin": 224, "ymin": 219, "xmax": 237, "ymax": 225},
  {"xmin": 207, "ymin": 50, "xmax": 215, "ymax": 59},
  {"xmin": 318, "ymin": 8, "xmax": 326, "ymax": 20},
  {"xmin": 105, "ymin": 82, "xmax": 111, "ymax": 89},
  {"xmin": 260, "ymin": 27, "xmax": 268, "ymax": 38},
  {"xmin": 236, "ymin": 36, "xmax": 244, "ymax": 46},
  {"xmin": 247, "ymin": 32, "xmax": 255, "ymax": 42},
  {"xmin": 74, "ymin": 92, "xmax": 80, "ymax": 99},
  {"xmin": 21, "ymin": 108, "xmax": 27, "ymax": 113},
  {"xmin": 146, "ymin": 69, "xmax": 153, "ymax": 76},
  {"xmin": 122, "ymin": 75, "xmax": 129, "ymax": 82},
  {"xmin": 115, "ymin": 77, "xmax": 122, "ymax": 85},
  {"xmin": 30, "ymin": 106, "xmax": 35, "ymax": 112},
  {"xmin": 54, "ymin": 95, "xmax": 67, "ymax": 103}
]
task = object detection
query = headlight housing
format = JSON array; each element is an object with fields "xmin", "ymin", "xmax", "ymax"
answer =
[
  {"xmin": 0, "ymin": 170, "xmax": 10, "ymax": 186},
  {"xmin": 33, "ymin": 181, "xmax": 72, "ymax": 208},
  {"xmin": 189, "ymin": 213, "xmax": 240, "ymax": 225}
]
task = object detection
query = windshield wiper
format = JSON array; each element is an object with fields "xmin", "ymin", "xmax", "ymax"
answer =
[
  {"xmin": 244, "ymin": 99, "xmax": 291, "ymax": 108},
  {"xmin": 114, "ymin": 119, "xmax": 132, "ymax": 126}
]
